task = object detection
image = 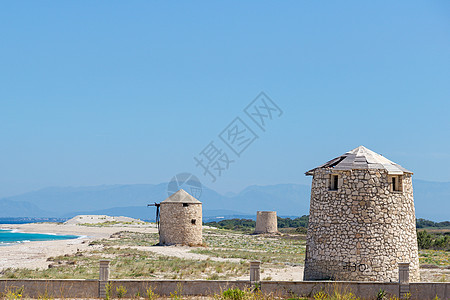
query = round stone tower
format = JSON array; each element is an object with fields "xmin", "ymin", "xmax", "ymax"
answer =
[
  {"xmin": 303, "ymin": 146, "xmax": 419, "ymax": 282},
  {"xmin": 159, "ymin": 189, "xmax": 202, "ymax": 246},
  {"xmin": 254, "ymin": 211, "xmax": 278, "ymax": 234}
]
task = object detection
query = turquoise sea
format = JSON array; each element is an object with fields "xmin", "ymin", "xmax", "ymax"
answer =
[{"xmin": 0, "ymin": 229, "xmax": 79, "ymax": 246}]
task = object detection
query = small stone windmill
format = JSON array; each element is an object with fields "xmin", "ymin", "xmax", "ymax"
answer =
[{"xmin": 150, "ymin": 189, "xmax": 202, "ymax": 246}]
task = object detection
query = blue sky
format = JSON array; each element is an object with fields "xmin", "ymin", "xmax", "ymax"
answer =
[{"xmin": 1, "ymin": 1, "xmax": 449, "ymax": 197}]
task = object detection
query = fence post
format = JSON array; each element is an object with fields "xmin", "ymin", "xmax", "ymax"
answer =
[
  {"xmin": 99, "ymin": 260, "xmax": 110, "ymax": 298},
  {"xmin": 250, "ymin": 261, "xmax": 261, "ymax": 285},
  {"xmin": 398, "ymin": 262, "xmax": 410, "ymax": 298}
]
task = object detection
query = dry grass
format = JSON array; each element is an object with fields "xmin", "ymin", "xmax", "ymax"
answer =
[
  {"xmin": 200, "ymin": 229, "xmax": 305, "ymax": 259},
  {"xmin": 419, "ymin": 249, "xmax": 450, "ymax": 266},
  {"xmin": 0, "ymin": 246, "xmax": 248, "ymax": 280},
  {"xmin": 417, "ymin": 228, "xmax": 450, "ymax": 233},
  {"xmin": 189, "ymin": 228, "xmax": 305, "ymax": 273}
]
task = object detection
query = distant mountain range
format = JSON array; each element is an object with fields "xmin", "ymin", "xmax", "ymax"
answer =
[{"xmin": 0, "ymin": 180, "xmax": 448, "ymax": 221}]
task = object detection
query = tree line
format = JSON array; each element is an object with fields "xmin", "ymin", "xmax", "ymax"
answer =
[
  {"xmin": 205, "ymin": 216, "xmax": 448, "ymax": 230},
  {"xmin": 204, "ymin": 215, "xmax": 309, "ymax": 231},
  {"xmin": 416, "ymin": 218, "xmax": 450, "ymax": 228}
]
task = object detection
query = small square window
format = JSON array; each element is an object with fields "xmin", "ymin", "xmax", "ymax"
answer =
[
  {"xmin": 391, "ymin": 176, "xmax": 402, "ymax": 192},
  {"xmin": 330, "ymin": 174, "xmax": 339, "ymax": 191},
  {"xmin": 191, "ymin": 219, "xmax": 196, "ymax": 225},
  {"xmin": 183, "ymin": 203, "xmax": 189, "ymax": 207}
]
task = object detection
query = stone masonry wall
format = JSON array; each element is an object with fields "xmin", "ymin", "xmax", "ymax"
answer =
[
  {"xmin": 159, "ymin": 203, "xmax": 202, "ymax": 245},
  {"xmin": 304, "ymin": 168, "xmax": 419, "ymax": 282},
  {"xmin": 255, "ymin": 211, "xmax": 278, "ymax": 234}
]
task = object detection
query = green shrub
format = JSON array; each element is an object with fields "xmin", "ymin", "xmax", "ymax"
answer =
[
  {"xmin": 146, "ymin": 286, "xmax": 158, "ymax": 300},
  {"xmin": 417, "ymin": 230, "xmax": 450, "ymax": 250},
  {"xmin": 222, "ymin": 288, "xmax": 247, "ymax": 300},
  {"xmin": 105, "ymin": 282, "xmax": 112, "ymax": 300},
  {"xmin": 417, "ymin": 230, "xmax": 433, "ymax": 249},
  {"xmin": 376, "ymin": 289, "xmax": 386, "ymax": 300},
  {"xmin": 4, "ymin": 286, "xmax": 24, "ymax": 300},
  {"xmin": 116, "ymin": 285, "xmax": 127, "ymax": 298}
]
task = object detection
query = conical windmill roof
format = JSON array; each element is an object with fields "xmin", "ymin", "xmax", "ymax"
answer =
[
  {"xmin": 161, "ymin": 189, "xmax": 202, "ymax": 204},
  {"xmin": 305, "ymin": 146, "xmax": 412, "ymax": 176}
]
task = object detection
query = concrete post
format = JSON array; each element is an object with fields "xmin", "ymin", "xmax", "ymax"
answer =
[
  {"xmin": 250, "ymin": 261, "xmax": 261, "ymax": 283},
  {"xmin": 99, "ymin": 260, "xmax": 110, "ymax": 298},
  {"xmin": 398, "ymin": 262, "xmax": 410, "ymax": 298}
]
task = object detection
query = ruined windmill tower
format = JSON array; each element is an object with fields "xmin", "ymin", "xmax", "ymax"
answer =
[
  {"xmin": 159, "ymin": 189, "xmax": 202, "ymax": 246},
  {"xmin": 254, "ymin": 211, "xmax": 278, "ymax": 234},
  {"xmin": 303, "ymin": 146, "xmax": 419, "ymax": 282}
]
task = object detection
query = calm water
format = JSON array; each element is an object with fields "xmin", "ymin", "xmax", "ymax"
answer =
[{"xmin": 0, "ymin": 229, "xmax": 79, "ymax": 246}]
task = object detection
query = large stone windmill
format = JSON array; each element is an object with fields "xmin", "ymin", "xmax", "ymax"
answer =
[{"xmin": 303, "ymin": 146, "xmax": 419, "ymax": 282}]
